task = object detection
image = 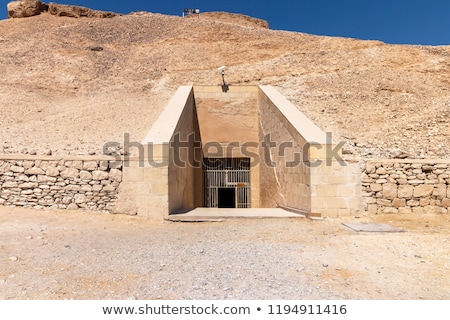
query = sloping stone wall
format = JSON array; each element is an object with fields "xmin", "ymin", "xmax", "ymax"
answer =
[
  {"xmin": 0, "ymin": 156, "xmax": 122, "ymax": 211},
  {"xmin": 362, "ymin": 160, "xmax": 450, "ymax": 214}
]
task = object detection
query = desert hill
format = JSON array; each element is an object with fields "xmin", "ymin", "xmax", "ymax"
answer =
[{"xmin": 1, "ymin": 4, "xmax": 449, "ymax": 158}]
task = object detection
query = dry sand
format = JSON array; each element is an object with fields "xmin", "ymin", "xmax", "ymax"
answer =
[{"xmin": 1, "ymin": 206, "xmax": 449, "ymax": 300}]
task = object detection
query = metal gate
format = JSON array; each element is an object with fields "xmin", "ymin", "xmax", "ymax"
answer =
[{"xmin": 203, "ymin": 158, "xmax": 251, "ymax": 208}]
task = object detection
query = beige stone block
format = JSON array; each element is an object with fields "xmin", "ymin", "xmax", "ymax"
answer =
[
  {"xmin": 92, "ymin": 184, "xmax": 103, "ymax": 192},
  {"xmin": 326, "ymin": 197, "xmax": 347, "ymax": 209},
  {"xmin": 310, "ymin": 173, "xmax": 327, "ymax": 185},
  {"xmin": 71, "ymin": 161, "xmax": 83, "ymax": 170},
  {"xmin": 328, "ymin": 175, "xmax": 348, "ymax": 184},
  {"xmin": 143, "ymin": 168, "xmax": 166, "ymax": 181},
  {"xmin": 308, "ymin": 145, "xmax": 326, "ymax": 160},
  {"xmin": 398, "ymin": 207, "xmax": 412, "ymax": 214},
  {"xmin": 10, "ymin": 165, "xmax": 25, "ymax": 173},
  {"xmin": 122, "ymin": 167, "xmax": 144, "ymax": 182},
  {"xmin": 136, "ymin": 182, "xmax": 152, "ymax": 196},
  {"xmin": 79, "ymin": 170, "xmax": 92, "ymax": 180},
  {"xmin": 152, "ymin": 181, "xmax": 169, "ymax": 194},
  {"xmin": 398, "ymin": 184, "xmax": 413, "ymax": 198},
  {"xmin": 424, "ymin": 206, "xmax": 442, "ymax": 214},
  {"xmin": 124, "ymin": 159, "xmax": 141, "ymax": 168},
  {"xmin": 413, "ymin": 184, "xmax": 434, "ymax": 197},
  {"xmin": 383, "ymin": 207, "xmax": 398, "ymax": 214},
  {"xmin": 367, "ymin": 204, "xmax": 378, "ymax": 215},
  {"xmin": 382, "ymin": 183, "xmax": 397, "ymax": 200},
  {"xmin": 103, "ymin": 185, "xmax": 116, "ymax": 192},
  {"xmin": 25, "ymin": 167, "xmax": 44, "ymax": 175},
  {"xmin": 441, "ymin": 198, "xmax": 450, "ymax": 208},
  {"xmin": 370, "ymin": 183, "xmax": 382, "ymax": 192},
  {"xmin": 45, "ymin": 166, "xmax": 60, "ymax": 177},
  {"xmin": 419, "ymin": 197, "xmax": 430, "ymax": 206},
  {"xmin": 38, "ymin": 175, "xmax": 57, "ymax": 183},
  {"xmin": 92, "ymin": 170, "xmax": 109, "ymax": 181},
  {"xmin": 109, "ymin": 169, "xmax": 122, "ymax": 182},
  {"xmin": 376, "ymin": 167, "xmax": 387, "ymax": 175},
  {"xmin": 377, "ymin": 199, "xmax": 392, "ymax": 206},
  {"xmin": 83, "ymin": 161, "xmax": 98, "ymax": 171},
  {"xmin": 407, "ymin": 199, "xmax": 420, "ymax": 207},
  {"xmin": 432, "ymin": 184, "xmax": 447, "ymax": 199},
  {"xmin": 412, "ymin": 207, "xmax": 424, "ymax": 214},
  {"xmin": 337, "ymin": 185, "xmax": 356, "ymax": 197},
  {"xmin": 317, "ymin": 185, "xmax": 338, "ymax": 196},
  {"xmin": 430, "ymin": 199, "xmax": 441, "ymax": 206},
  {"xmin": 348, "ymin": 197, "xmax": 363, "ymax": 211},
  {"xmin": 23, "ymin": 161, "xmax": 34, "ymax": 169},
  {"xmin": 310, "ymin": 163, "xmax": 335, "ymax": 174},
  {"xmin": 392, "ymin": 198, "xmax": 406, "ymax": 208},
  {"xmin": 80, "ymin": 185, "xmax": 92, "ymax": 192},
  {"xmin": 311, "ymin": 197, "xmax": 327, "ymax": 209},
  {"xmin": 61, "ymin": 168, "xmax": 79, "ymax": 179}
]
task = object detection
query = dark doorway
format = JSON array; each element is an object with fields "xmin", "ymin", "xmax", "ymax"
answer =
[
  {"xmin": 203, "ymin": 157, "xmax": 250, "ymax": 208},
  {"xmin": 218, "ymin": 188, "xmax": 236, "ymax": 208}
]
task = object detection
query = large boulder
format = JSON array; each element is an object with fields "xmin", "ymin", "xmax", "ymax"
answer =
[
  {"xmin": 7, "ymin": 0, "xmax": 48, "ymax": 18},
  {"xmin": 47, "ymin": 2, "xmax": 117, "ymax": 18},
  {"xmin": 7, "ymin": 1, "xmax": 117, "ymax": 19}
]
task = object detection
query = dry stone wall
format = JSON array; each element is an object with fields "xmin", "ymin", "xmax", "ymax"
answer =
[
  {"xmin": 362, "ymin": 160, "xmax": 450, "ymax": 214},
  {"xmin": 0, "ymin": 157, "xmax": 122, "ymax": 211}
]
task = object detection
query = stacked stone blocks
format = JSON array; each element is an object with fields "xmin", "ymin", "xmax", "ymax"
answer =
[
  {"xmin": 362, "ymin": 160, "xmax": 450, "ymax": 214},
  {"xmin": 0, "ymin": 157, "xmax": 122, "ymax": 211}
]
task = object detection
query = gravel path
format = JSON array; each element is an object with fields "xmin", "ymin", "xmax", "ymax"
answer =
[{"xmin": 1, "ymin": 207, "xmax": 449, "ymax": 300}]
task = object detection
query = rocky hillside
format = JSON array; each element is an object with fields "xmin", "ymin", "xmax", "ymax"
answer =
[{"xmin": 1, "ymin": 1, "xmax": 449, "ymax": 158}]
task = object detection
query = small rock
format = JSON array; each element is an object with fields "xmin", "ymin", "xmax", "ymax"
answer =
[
  {"xmin": 342, "ymin": 149, "xmax": 353, "ymax": 155},
  {"xmin": 44, "ymin": 149, "xmax": 52, "ymax": 155},
  {"xmin": 394, "ymin": 152, "xmax": 410, "ymax": 159},
  {"xmin": 67, "ymin": 203, "xmax": 79, "ymax": 210},
  {"xmin": 9, "ymin": 256, "xmax": 18, "ymax": 262},
  {"xmin": 414, "ymin": 254, "xmax": 422, "ymax": 259},
  {"xmin": 25, "ymin": 236, "xmax": 33, "ymax": 240},
  {"xmin": 322, "ymin": 263, "xmax": 329, "ymax": 268}
]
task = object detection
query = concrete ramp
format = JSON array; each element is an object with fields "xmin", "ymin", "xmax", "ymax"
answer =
[{"xmin": 167, "ymin": 208, "xmax": 305, "ymax": 222}]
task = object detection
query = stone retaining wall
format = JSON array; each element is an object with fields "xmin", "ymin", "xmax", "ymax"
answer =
[
  {"xmin": 362, "ymin": 160, "xmax": 450, "ymax": 214},
  {"xmin": 0, "ymin": 156, "xmax": 122, "ymax": 211}
]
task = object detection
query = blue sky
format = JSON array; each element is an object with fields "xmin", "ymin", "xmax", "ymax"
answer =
[{"xmin": 1, "ymin": 0, "xmax": 449, "ymax": 45}]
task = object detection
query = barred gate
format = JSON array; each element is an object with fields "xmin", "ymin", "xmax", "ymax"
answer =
[{"xmin": 203, "ymin": 158, "xmax": 251, "ymax": 208}]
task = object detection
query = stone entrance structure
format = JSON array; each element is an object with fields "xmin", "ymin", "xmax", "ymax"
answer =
[{"xmin": 116, "ymin": 85, "xmax": 362, "ymax": 219}]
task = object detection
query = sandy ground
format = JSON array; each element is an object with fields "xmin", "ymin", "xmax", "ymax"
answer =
[{"xmin": 0, "ymin": 207, "xmax": 449, "ymax": 300}]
